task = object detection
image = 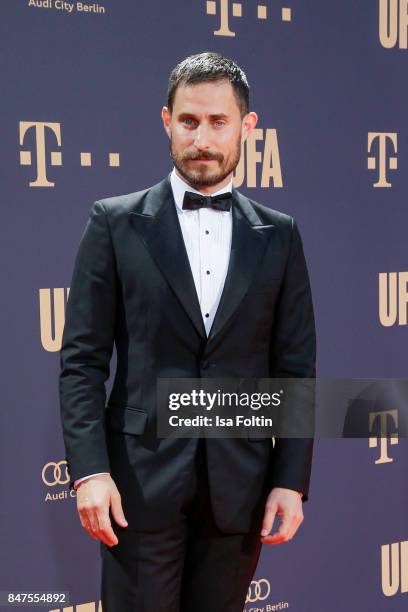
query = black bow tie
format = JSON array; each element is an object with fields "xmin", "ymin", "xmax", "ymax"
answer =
[{"xmin": 182, "ymin": 190, "xmax": 232, "ymax": 212}]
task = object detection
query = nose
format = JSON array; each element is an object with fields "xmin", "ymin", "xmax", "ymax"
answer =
[{"xmin": 193, "ymin": 124, "xmax": 210, "ymax": 151}]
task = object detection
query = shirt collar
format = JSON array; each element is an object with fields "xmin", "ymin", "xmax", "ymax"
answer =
[{"xmin": 169, "ymin": 166, "xmax": 233, "ymax": 213}]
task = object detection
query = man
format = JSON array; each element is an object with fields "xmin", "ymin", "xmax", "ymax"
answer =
[{"xmin": 59, "ymin": 51, "xmax": 316, "ymax": 611}]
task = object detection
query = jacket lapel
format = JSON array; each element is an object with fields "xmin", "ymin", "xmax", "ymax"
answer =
[
  {"xmin": 128, "ymin": 174, "xmax": 207, "ymax": 340},
  {"xmin": 128, "ymin": 174, "xmax": 275, "ymax": 346},
  {"xmin": 206, "ymin": 186, "xmax": 275, "ymax": 347}
]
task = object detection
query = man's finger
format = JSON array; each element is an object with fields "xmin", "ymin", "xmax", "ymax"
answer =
[
  {"xmin": 110, "ymin": 490, "xmax": 128, "ymax": 528},
  {"xmin": 260, "ymin": 503, "xmax": 277, "ymax": 537},
  {"xmin": 84, "ymin": 526, "xmax": 99, "ymax": 541},
  {"xmin": 80, "ymin": 519, "xmax": 98, "ymax": 540},
  {"xmin": 262, "ymin": 512, "xmax": 296, "ymax": 544},
  {"xmin": 99, "ymin": 525, "xmax": 119, "ymax": 547},
  {"xmin": 85, "ymin": 508, "xmax": 117, "ymax": 547},
  {"xmin": 79, "ymin": 507, "xmax": 99, "ymax": 532},
  {"xmin": 96, "ymin": 510, "xmax": 119, "ymax": 547},
  {"xmin": 79, "ymin": 513, "xmax": 99, "ymax": 540},
  {"xmin": 287, "ymin": 514, "xmax": 303, "ymax": 540},
  {"xmin": 79, "ymin": 507, "xmax": 112, "ymax": 546}
]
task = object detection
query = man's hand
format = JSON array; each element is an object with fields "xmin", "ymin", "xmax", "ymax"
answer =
[
  {"xmin": 76, "ymin": 474, "xmax": 128, "ymax": 546},
  {"xmin": 260, "ymin": 487, "xmax": 304, "ymax": 544}
]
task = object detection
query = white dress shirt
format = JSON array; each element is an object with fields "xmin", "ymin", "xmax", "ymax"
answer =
[
  {"xmin": 74, "ymin": 167, "xmax": 233, "ymax": 488},
  {"xmin": 169, "ymin": 166, "xmax": 233, "ymax": 335}
]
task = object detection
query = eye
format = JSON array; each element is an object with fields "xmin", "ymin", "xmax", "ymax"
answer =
[
  {"xmin": 183, "ymin": 118, "xmax": 197, "ymax": 127},
  {"xmin": 214, "ymin": 120, "xmax": 225, "ymax": 127}
]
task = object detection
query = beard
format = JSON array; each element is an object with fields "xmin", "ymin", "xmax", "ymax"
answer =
[{"xmin": 169, "ymin": 132, "xmax": 242, "ymax": 189}]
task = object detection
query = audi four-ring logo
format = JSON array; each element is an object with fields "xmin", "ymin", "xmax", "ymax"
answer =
[
  {"xmin": 246, "ymin": 578, "xmax": 271, "ymax": 603},
  {"xmin": 42, "ymin": 461, "xmax": 70, "ymax": 486}
]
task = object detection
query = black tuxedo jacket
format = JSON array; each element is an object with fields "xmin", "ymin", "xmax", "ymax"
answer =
[{"xmin": 59, "ymin": 173, "xmax": 316, "ymax": 534}]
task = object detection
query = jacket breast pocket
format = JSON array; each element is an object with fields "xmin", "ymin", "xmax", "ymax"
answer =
[{"xmin": 106, "ymin": 405, "xmax": 148, "ymax": 435}]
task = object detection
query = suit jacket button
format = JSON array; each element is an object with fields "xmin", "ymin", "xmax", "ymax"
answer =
[{"xmin": 201, "ymin": 360, "xmax": 209, "ymax": 370}]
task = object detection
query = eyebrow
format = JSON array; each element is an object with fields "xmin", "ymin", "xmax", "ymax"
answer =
[{"xmin": 177, "ymin": 112, "xmax": 229, "ymax": 120}]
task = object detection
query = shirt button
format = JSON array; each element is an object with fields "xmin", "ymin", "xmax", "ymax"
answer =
[
  {"xmin": 205, "ymin": 313, "xmax": 209, "ymax": 318},
  {"xmin": 205, "ymin": 230, "xmax": 209, "ymax": 234},
  {"xmin": 206, "ymin": 270, "xmax": 210, "ymax": 275}
]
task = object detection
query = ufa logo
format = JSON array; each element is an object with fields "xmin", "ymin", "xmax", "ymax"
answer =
[
  {"xmin": 368, "ymin": 409, "xmax": 398, "ymax": 464},
  {"xmin": 49, "ymin": 601, "xmax": 102, "ymax": 612},
  {"xmin": 19, "ymin": 121, "xmax": 120, "ymax": 187},
  {"xmin": 205, "ymin": 1, "xmax": 292, "ymax": 37},
  {"xmin": 381, "ymin": 541, "xmax": 408, "ymax": 596},
  {"xmin": 39, "ymin": 288, "xmax": 69, "ymax": 352},
  {"xmin": 233, "ymin": 128, "xmax": 283, "ymax": 188},
  {"xmin": 379, "ymin": 0, "xmax": 408, "ymax": 48},
  {"xmin": 379, "ymin": 272, "xmax": 408, "ymax": 327}
]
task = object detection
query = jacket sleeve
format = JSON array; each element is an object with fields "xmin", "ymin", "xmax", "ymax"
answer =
[
  {"xmin": 269, "ymin": 218, "xmax": 316, "ymax": 502},
  {"xmin": 59, "ymin": 200, "xmax": 117, "ymax": 489}
]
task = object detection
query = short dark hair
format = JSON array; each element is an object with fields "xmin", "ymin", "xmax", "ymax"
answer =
[{"xmin": 167, "ymin": 51, "xmax": 250, "ymax": 118}]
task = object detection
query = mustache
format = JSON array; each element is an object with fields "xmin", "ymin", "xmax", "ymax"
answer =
[{"xmin": 184, "ymin": 151, "xmax": 222, "ymax": 161}]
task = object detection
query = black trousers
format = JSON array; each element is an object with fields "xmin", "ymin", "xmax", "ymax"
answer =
[{"xmin": 100, "ymin": 438, "xmax": 263, "ymax": 612}]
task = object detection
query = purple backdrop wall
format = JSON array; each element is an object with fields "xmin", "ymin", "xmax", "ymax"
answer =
[{"xmin": 1, "ymin": 1, "xmax": 407, "ymax": 610}]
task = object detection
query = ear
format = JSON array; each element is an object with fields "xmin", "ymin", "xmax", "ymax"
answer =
[
  {"xmin": 161, "ymin": 106, "xmax": 172, "ymax": 138},
  {"xmin": 241, "ymin": 111, "xmax": 258, "ymax": 144}
]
